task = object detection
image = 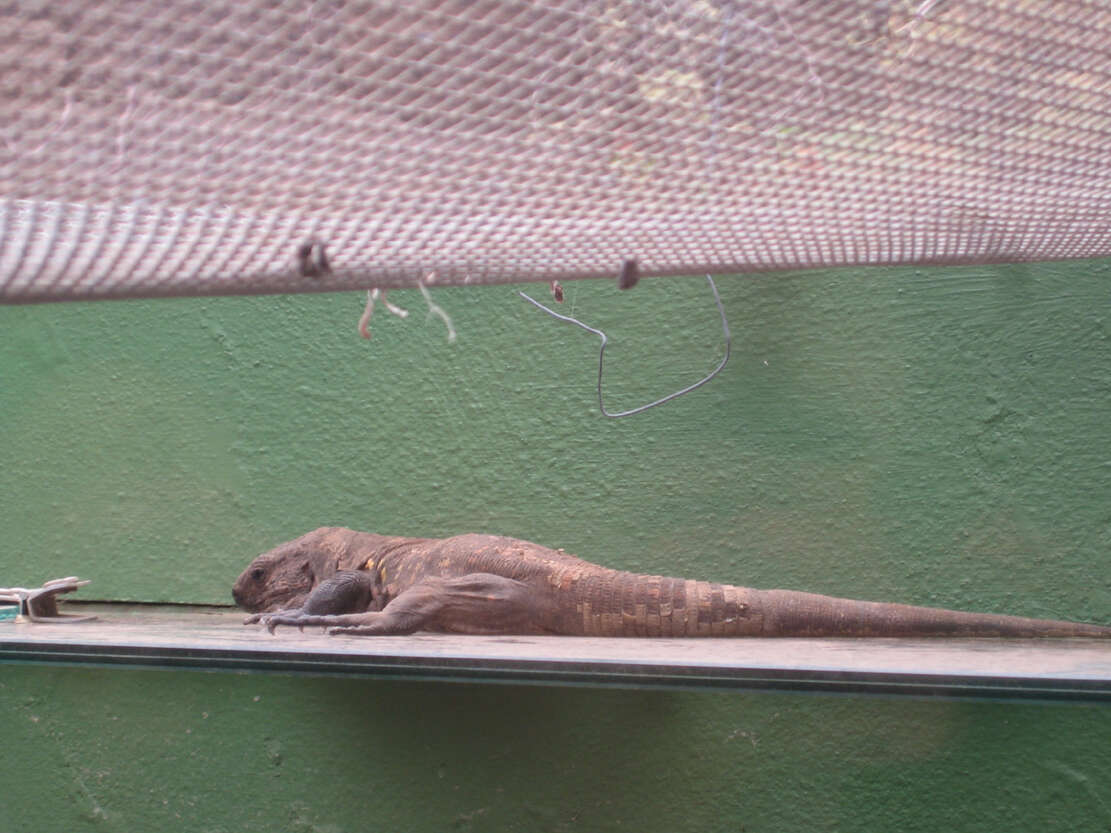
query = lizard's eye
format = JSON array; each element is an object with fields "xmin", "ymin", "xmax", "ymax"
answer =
[{"xmin": 251, "ymin": 568, "xmax": 266, "ymax": 582}]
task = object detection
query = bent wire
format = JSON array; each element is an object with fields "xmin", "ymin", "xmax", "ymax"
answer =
[{"xmin": 519, "ymin": 274, "xmax": 731, "ymax": 418}]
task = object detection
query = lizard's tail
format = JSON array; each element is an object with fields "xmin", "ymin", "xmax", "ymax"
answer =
[
  {"xmin": 569, "ymin": 573, "xmax": 1111, "ymax": 637},
  {"xmin": 752, "ymin": 588, "xmax": 1111, "ymax": 638},
  {"xmin": 570, "ymin": 574, "xmax": 765, "ymax": 636}
]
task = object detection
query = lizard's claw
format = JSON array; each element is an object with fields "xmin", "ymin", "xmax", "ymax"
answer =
[
  {"xmin": 242, "ymin": 612, "xmax": 288, "ymax": 633},
  {"xmin": 259, "ymin": 613, "xmax": 312, "ymax": 634}
]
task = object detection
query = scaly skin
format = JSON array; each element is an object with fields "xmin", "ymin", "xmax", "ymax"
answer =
[{"xmin": 233, "ymin": 527, "xmax": 1111, "ymax": 638}]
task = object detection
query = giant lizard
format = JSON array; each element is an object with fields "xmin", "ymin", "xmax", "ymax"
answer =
[{"xmin": 233, "ymin": 527, "xmax": 1111, "ymax": 637}]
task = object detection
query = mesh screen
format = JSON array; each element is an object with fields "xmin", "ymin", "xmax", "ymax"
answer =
[{"xmin": 2, "ymin": 0, "xmax": 1110, "ymax": 303}]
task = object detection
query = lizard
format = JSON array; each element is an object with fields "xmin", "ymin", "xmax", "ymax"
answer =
[{"xmin": 232, "ymin": 526, "xmax": 1111, "ymax": 638}]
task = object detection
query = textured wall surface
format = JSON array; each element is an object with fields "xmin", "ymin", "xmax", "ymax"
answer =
[
  {"xmin": 4, "ymin": 665, "xmax": 1111, "ymax": 833},
  {"xmin": 3, "ymin": 260, "xmax": 1111, "ymax": 830}
]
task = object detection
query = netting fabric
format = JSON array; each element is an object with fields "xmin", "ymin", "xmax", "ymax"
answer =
[{"xmin": 2, "ymin": 1, "xmax": 1110, "ymax": 302}]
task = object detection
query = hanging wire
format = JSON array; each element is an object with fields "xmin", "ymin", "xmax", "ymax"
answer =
[{"xmin": 519, "ymin": 274, "xmax": 731, "ymax": 418}]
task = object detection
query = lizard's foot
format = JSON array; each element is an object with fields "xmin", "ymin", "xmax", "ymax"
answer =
[{"xmin": 245, "ymin": 612, "xmax": 311, "ymax": 634}]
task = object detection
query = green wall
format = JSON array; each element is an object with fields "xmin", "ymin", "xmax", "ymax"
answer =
[
  {"xmin": 4, "ymin": 260, "xmax": 1111, "ymax": 830},
  {"xmin": 5, "ymin": 666, "xmax": 1111, "ymax": 833}
]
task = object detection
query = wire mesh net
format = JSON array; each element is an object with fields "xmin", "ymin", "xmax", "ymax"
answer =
[{"xmin": 2, "ymin": 0, "xmax": 1110, "ymax": 303}]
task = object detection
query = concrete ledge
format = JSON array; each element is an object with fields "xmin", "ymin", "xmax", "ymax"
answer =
[{"xmin": 3, "ymin": 604, "xmax": 1111, "ymax": 700}]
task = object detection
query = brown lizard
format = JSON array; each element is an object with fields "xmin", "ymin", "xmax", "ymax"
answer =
[{"xmin": 232, "ymin": 527, "xmax": 1111, "ymax": 637}]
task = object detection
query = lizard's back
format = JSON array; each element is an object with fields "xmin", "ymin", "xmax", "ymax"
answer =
[{"xmin": 379, "ymin": 533, "xmax": 757, "ymax": 636}]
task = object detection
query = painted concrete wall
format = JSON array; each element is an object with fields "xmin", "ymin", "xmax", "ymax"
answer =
[
  {"xmin": 5, "ymin": 665, "xmax": 1111, "ymax": 833},
  {"xmin": 3, "ymin": 260, "xmax": 1111, "ymax": 830}
]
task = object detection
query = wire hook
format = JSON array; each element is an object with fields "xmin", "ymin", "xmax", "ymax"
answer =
[{"xmin": 519, "ymin": 274, "xmax": 731, "ymax": 418}]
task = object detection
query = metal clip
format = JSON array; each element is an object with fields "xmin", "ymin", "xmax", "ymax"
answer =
[{"xmin": 0, "ymin": 577, "xmax": 97, "ymax": 623}]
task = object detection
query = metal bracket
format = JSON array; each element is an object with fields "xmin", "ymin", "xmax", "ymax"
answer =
[{"xmin": 0, "ymin": 577, "xmax": 97, "ymax": 623}]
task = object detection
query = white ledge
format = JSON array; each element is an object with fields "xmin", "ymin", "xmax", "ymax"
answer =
[{"xmin": 3, "ymin": 605, "xmax": 1111, "ymax": 701}]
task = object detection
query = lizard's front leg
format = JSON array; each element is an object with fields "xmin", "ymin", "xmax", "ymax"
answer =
[
  {"xmin": 327, "ymin": 573, "xmax": 541, "ymax": 636},
  {"xmin": 245, "ymin": 610, "xmax": 388, "ymax": 634},
  {"xmin": 244, "ymin": 570, "xmax": 376, "ymax": 633},
  {"xmin": 245, "ymin": 589, "xmax": 438, "ymax": 636},
  {"xmin": 324, "ymin": 579, "xmax": 463, "ymax": 636},
  {"xmin": 247, "ymin": 572, "xmax": 541, "ymax": 636}
]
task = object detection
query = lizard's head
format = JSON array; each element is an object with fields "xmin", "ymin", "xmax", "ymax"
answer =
[{"xmin": 232, "ymin": 527, "xmax": 352, "ymax": 612}]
